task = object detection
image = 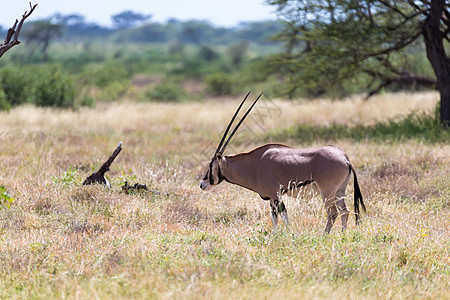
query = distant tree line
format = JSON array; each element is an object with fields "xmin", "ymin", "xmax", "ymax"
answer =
[{"xmin": 0, "ymin": 11, "xmax": 283, "ymax": 46}]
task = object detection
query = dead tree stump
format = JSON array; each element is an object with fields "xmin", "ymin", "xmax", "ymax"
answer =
[{"xmin": 83, "ymin": 141, "xmax": 122, "ymax": 188}]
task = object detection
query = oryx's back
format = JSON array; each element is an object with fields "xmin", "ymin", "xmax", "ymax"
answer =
[
  {"xmin": 237, "ymin": 144, "xmax": 352, "ymax": 201},
  {"xmin": 261, "ymin": 144, "xmax": 350, "ymax": 179}
]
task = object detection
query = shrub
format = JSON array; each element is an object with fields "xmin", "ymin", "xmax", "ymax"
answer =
[
  {"xmin": 79, "ymin": 96, "xmax": 96, "ymax": 108},
  {"xmin": 101, "ymin": 81, "xmax": 130, "ymax": 101},
  {"xmin": 198, "ymin": 46, "xmax": 219, "ymax": 61},
  {"xmin": 145, "ymin": 82, "xmax": 184, "ymax": 102},
  {"xmin": 205, "ymin": 72, "xmax": 233, "ymax": 96},
  {"xmin": 81, "ymin": 63, "xmax": 129, "ymax": 87},
  {"xmin": 33, "ymin": 69, "xmax": 76, "ymax": 108},
  {"xmin": 0, "ymin": 66, "xmax": 33, "ymax": 106},
  {"xmin": 0, "ymin": 185, "xmax": 14, "ymax": 209},
  {"xmin": 0, "ymin": 65, "xmax": 79, "ymax": 109},
  {"xmin": 0, "ymin": 89, "xmax": 10, "ymax": 111}
]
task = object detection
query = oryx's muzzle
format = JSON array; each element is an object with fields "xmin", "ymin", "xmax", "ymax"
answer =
[{"xmin": 200, "ymin": 179, "xmax": 212, "ymax": 191}]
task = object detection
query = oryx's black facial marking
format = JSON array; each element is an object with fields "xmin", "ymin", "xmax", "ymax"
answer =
[
  {"xmin": 209, "ymin": 161, "xmax": 214, "ymax": 185},
  {"xmin": 200, "ymin": 157, "xmax": 226, "ymax": 190}
]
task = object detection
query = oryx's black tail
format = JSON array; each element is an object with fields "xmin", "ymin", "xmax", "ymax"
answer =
[{"xmin": 350, "ymin": 164, "xmax": 365, "ymax": 225}]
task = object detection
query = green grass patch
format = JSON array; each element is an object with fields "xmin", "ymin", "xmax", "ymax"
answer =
[{"xmin": 267, "ymin": 108, "xmax": 449, "ymax": 144}]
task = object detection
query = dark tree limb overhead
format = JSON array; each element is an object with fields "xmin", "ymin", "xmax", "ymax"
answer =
[{"xmin": 0, "ymin": 2, "xmax": 38, "ymax": 58}]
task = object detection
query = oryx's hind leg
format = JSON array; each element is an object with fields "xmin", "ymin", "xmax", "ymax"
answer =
[
  {"xmin": 324, "ymin": 201, "xmax": 339, "ymax": 234},
  {"xmin": 322, "ymin": 169, "xmax": 352, "ymax": 234},
  {"xmin": 318, "ymin": 185, "xmax": 339, "ymax": 234},
  {"xmin": 270, "ymin": 198, "xmax": 289, "ymax": 231},
  {"xmin": 335, "ymin": 171, "xmax": 351, "ymax": 231},
  {"xmin": 278, "ymin": 200, "xmax": 289, "ymax": 229}
]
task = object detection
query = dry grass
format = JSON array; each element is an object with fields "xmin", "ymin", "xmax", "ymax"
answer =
[{"xmin": 0, "ymin": 92, "xmax": 448, "ymax": 299}]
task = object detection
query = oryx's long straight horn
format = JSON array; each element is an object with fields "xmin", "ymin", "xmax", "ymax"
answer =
[
  {"xmin": 219, "ymin": 93, "xmax": 263, "ymax": 155},
  {"xmin": 214, "ymin": 91, "xmax": 251, "ymax": 156}
]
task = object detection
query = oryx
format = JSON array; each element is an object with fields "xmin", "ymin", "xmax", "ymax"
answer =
[{"xmin": 200, "ymin": 92, "xmax": 366, "ymax": 234}]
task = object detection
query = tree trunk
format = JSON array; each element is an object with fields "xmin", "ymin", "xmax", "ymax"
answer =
[
  {"xmin": 422, "ymin": 0, "xmax": 450, "ymax": 127},
  {"xmin": 439, "ymin": 80, "xmax": 450, "ymax": 127}
]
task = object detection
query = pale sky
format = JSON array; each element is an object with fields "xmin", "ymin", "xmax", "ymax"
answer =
[{"xmin": 0, "ymin": 0, "xmax": 278, "ymax": 28}]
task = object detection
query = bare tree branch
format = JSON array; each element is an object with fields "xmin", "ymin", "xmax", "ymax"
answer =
[
  {"xmin": 377, "ymin": 0, "xmax": 409, "ymax": 18},
  {"xmin": 0, "ymin": 2, "xmax": 38, "ymax": 58},
  {"xmin": 363, "ymin": 65, "xmax": 436, "ymax": 99},
  {"xmin": 363, "ymin": 30, "xmax": 422, "ymax": 60},
  {"xmin": 365, "ymin": 79, "xmax": 393, "ymax": 99},
  {"xmin": 407, "ymin": 0, "xmax": 425, "ymax": 13}
]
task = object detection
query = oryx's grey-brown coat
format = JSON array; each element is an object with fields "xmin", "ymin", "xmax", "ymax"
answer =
[
  {"xmin": 199, "ymin": 92, "xmax": 365, "ymax": 233},
  {"xmin": 201, "ymin": 143, "xmax": 365, "ymax": 233}
]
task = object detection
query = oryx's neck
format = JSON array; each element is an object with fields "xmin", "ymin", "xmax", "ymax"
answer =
[
  {"xmin": 219, "ymin": 154, "xmax": 259, "ymax": 192},
  {"xmin": 217, "ymin": 144, "xmax": 291, "ymax": 194}
]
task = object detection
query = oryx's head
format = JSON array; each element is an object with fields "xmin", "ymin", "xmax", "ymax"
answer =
[{"xmin": 200, "ymin": 92, "xmax": 262, "ymax": 191}]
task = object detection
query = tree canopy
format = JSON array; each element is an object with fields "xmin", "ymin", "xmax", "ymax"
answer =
[
  {"xmin": 267, "ymin": 0, "xmax": 450, "ymax": 126},
  {"xmin": 111, "ymin": 10, "xmax": 152, "ymax": 29}
]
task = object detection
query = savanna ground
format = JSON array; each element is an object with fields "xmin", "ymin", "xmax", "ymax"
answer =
[{"xmin": 0, "ymin": 92, "xmax": 448, "ymax": 299}]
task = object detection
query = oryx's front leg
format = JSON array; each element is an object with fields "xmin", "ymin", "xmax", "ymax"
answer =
[
  {"xmin": 269, "ymin": 199, "xmax": 279, "ymax": 230},
  {"xmin": 270, "ymin": 198, "xmax": 289, "ymax": 231}
]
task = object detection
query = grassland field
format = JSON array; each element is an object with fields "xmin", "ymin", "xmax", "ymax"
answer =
[{"xmin": 0, "ymin": 92, "xmax": 448, "ymax": 299}]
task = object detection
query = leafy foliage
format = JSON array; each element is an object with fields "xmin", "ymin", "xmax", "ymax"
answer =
[
  {"xmin": 111, "ymin": 10, "xmax": 151, "ymax": 29},
  {"xmin": 80, "ymin": 63, "xmax": 129, "ymax": 88},
  {"xmin": 0, "ymin": 65, "xmax": 78, "ymax": 109},
  {"xmin": 0, "ymin": 89, "xmax": 8, "ymax": 111},
  {"xmin": 33, "ymin": 68, "xmax": 76, "ymax": 108},
  {"xmin": 205, "ymin": 72, "xmax": 234, "ymax": 96},
  {"xmin": 51, "ymin": 168, "xmax": 82, "ymax": 186},
  {"xmin": 22, "ymin": 20, "xmax": 64, "ymax": 61},
  {"xmin": 0, "ymin": 185, "xmax": 14, "ymax": 208},
  {"xmin": 0, "ymin": 66, "xmax": 33, "ymax": 106},
  {"xmin": 145, "ymin": 82, "xmax": 185, "ymax": 102},
  {"xmin": 266, "ymin": 0, "xmax": 437, "ymax": 97}
]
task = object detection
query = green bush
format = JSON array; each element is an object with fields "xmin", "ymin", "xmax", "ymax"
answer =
[
  {"xmin": 198, "ymin": 46, "xmax": 219, "ymax": 61},
  {"xmin": 0, "ymin": 66, "xmax": 79, "ymax": 109},
  {"xmin": 145, "ymin": 82, "xmax": 185, "ymax": 102},
  {"xmin": 79, "ymin": 96, "xmax": 96, "ymax": 108},
  {"xmin": 0, "ymin": 185, "xmax": 14, "ymax": 209},
  {"xmin": 100, "ymin": 81, "xmax": 131, "ymax": 101},
  {"xmin": 0, "ymin": 89, "xmax": 10, "ymax": 111},
  {"xmin": 0, "ymin": 66, "xmax": 33, "ymax": 106},
  {"xmin": 81, "ymin": 63, "xmax": 129, "ymax": 87},
  {"xmin": 205, "ymin": 72, "xmax": 233, "ymax": 96},
  {"xmin": 33, "ymin": 69, "xmax": 76, "ymax": 108}
]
